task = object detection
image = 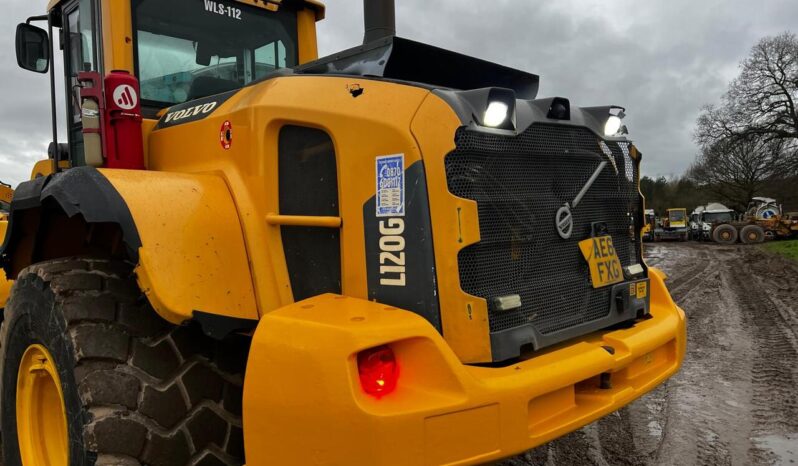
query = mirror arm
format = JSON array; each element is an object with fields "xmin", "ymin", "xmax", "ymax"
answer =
[
  {"xmin": 26, "ymin": 15, "xmax": 49, "ymax": 25},
  {"xmin": 47, "ymin": 13, "xmax": 59, "ymax": 175},
  {"xmin": 24, "ymin": 13, "xmax": 60, "ymax": 173}
]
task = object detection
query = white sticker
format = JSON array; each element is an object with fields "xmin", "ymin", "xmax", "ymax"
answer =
[
  {"xmin": 112, "ymin": 84, "xmax": 138, "ymax": 110},
  {"xmin": 376, "ymin": 154, "xmax": 405, "ymax": 217}
]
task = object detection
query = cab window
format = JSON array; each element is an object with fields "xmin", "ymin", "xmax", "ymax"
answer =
[{"xmin": 132, "ymin": 0, "xmax": 298, "ymax": 109}]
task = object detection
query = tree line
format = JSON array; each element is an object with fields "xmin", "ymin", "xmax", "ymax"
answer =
[
  {"xmin": 640, "ymin": 172, "xmax": 798, "ymax": 216},
  {"xmin": 677, "ymin": 31, "xmax": 798, "ymax": 214}
]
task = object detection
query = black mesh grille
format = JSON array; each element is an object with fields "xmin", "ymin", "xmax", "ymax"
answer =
[{"xmin": 445, "ymin": 124, "xmax": 641, "ymax": 335}]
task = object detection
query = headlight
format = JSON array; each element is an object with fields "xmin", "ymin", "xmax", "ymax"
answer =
[
  {"xmin": 604, "ymin": 115, "xmax": 623, "ymax": 136},
  {"xmin": 484, "ymin": 101, "xmax": 509, "ymax": 128},
  {"xmin": 703, "ymin": 224, "xmax": 711, "ymax": 231}
]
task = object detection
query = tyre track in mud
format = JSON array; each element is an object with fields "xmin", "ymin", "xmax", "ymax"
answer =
[
  {"xmin": 727, "ymin": 250, "xmax": 798, "ymax": 464},
  {"xmin": 499, "ymin": 242, "xmax": 798, "ymax": 466}
]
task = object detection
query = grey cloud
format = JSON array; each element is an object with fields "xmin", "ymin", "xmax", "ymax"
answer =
[
  {"xmin": 320, "ymin": 0, "xmax": 798, "ymax": 178},
  {"xmin": 2, "ymin": 0, "xmax": 796, "ymax": 185},
  {"xmin": 0, "ymin": 1, "xmax": 66, "ymax": 185}
]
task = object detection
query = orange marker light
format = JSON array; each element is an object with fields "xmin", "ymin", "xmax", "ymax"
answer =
[{"xmin": 357, "ymin": 346, "xmax": 398, "ymax": 398}]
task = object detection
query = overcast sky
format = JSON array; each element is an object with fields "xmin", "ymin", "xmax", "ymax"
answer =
[{"xmin": 1, "ymin": 0, "xmax": 796, "ymax": 186}]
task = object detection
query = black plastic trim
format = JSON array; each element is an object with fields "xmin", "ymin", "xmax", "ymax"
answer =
[
  {"xmin": 490, "ymin": 279, "xmax": 651, "ymax": 362},
  {"xmin": 363, "ymin": 161, "xmax": 441, "ymax": 331},
  {"xmin": 0, "ymin": 166, "xmax": 142, "ymax": 274},
  {"xmin": 297, "ymin": 36, "xmax": 540, "ymax": 100},
  {"xmin": 193, "ymin": 310, "xmax": 258, "ymax": 340},
  {"xmin": 153, "ymin": 90, "xmax": 237, "ymax": 130}
]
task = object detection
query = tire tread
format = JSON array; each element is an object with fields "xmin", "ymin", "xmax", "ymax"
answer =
[{"xmin": 6, "ymin": 258, "xmax": 246, "ymax": 466}]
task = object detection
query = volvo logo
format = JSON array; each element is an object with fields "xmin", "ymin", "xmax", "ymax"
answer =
[{"xmin": 556, "ymin": 205, "xmax": 574, "ymax": 239}]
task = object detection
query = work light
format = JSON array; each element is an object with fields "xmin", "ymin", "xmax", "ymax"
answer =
[
  {"xmin": 484, "ymin": 101, "xmax": 510, "ymax": 127},
  {"xmin": 604, "ymin": 115, "xmax": 623, "ymax": 136}
]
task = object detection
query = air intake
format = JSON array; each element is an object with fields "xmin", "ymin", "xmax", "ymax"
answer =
[{"xmin": 364, "ymin": 0, "xmax": 395, "ymax": 43}]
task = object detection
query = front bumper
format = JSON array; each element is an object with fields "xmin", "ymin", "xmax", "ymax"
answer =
[
  {"xmin": 656, "ymin": 228, "xmax": 689, "ymax": 240},
  {"xmin": 243, "ymin": 269, "xmax": 686, "ymax": 465}
]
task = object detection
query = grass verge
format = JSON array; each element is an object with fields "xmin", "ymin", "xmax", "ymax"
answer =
[{"xmin": 762, "ymin": 239, "xmax": 798, "ymax": 262}]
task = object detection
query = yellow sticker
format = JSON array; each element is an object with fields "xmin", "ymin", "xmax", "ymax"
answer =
[
  {"xmin": 578, "ymin": 236, "xmax": 624, "ymax": 289},
  {"xmin": 636, "ymin": 282, "xmax": 648, "ymax": 299}
]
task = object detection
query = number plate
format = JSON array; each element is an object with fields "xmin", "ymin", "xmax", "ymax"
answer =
[{"xmin": 578, "ymin": 236, "xmax": 624, "ymax": 289}]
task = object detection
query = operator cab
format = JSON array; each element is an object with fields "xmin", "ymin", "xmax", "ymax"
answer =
[
  {"xmin": 746, "ymin": 197, "xmax": 781, "ymax": 220},
  {"xmin": 15, "ymin": 0, "xmax": 322, "ymax": 169},
  {"xmin": 702, "ymin": 211, "xmax": 734, "ymax": 224},
  {"xmin": 134, "ymin": 0, "xmax": 299, "ymax": 116},
  {"xmin": 668, "ymin": 209, "xmax": 686, "ymax": 226}
]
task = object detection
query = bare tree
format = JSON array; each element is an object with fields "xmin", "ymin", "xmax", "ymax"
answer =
[
  {"xmin": 693, "ymin": 32, "xmax": 798, "ymax": 208},
  {"xmin": 688, "ymin": 136, "xmax": 793, "ymax": 210},
  {"xmin": 696, "ymin": 32, "xmax": 798, "ymax": 145}
]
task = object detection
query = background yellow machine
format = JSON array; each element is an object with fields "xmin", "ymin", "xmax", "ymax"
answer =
[
  {"xmin": 642, "ymin": 208, "xmax": 657, "ymax": 242},
  {"xmin": 0, "ymin": 182, "xmax": 12, "ymax": 306},
  {"xmin": 2, "ymin": 0, "xmax": 685, "ymax": 464},
  {"xmin": 654, "ymin": 208, "xmax": 690, "ymax": 242}
]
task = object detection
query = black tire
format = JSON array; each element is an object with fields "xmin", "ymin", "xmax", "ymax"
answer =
[
  {"xmin": 712, "ymin": 224, "xmax": 738, "ymax": 245},
  {"xmin": 0, "ymin": 258, "xmax": 248, "ymax": 466},
  {"xmin": 740, "ymin": 225, "xmax": 765, "ymax": 244}
]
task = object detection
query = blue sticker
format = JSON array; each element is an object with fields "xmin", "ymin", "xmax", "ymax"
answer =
[{"xmin": 376, "ymin": 154, "xmax": 405, "ymax": 217}]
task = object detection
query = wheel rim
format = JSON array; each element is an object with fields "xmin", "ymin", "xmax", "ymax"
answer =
[
  {"xmin": 16, "ymin": 344, "xmax": 69, "ymax": 466},
  {"xmin": 722, "ymin": 231, "xmax": 730, "ymax": 240}
]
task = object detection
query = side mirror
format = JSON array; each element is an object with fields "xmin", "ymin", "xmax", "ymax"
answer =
[{"xmin": 16, "ymin": 23, "xmax": 50, "ymax": 73}]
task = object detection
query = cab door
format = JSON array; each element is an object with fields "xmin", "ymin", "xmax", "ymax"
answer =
[{"xmin": 62, "ymin": 0, "xmax": 102, "ymax": 167}]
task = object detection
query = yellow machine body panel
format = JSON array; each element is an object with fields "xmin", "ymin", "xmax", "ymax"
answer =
[
  {"xmin": 49, "ymin": 0, "xmax": 325, "ymax": 19},
  {"xmin": 30, "ymin": 160, "xmax": 71, "ymax": 179},
  {"xmin": 100, "ymin": 169, "xmax": 259, "ymax": 323},
  {"xmin": 0, "ymin": 184, "xmax": 12, "ymax": 308},
  {"xmin": 243, "ymin": 269, "xmax": 686, "ymax": 465},
  {"xmin": 145, "ymin": 76, "xmax": 432, "ymax": 317},
  {"xmin": 0, "ymin": 220, "xmax": 11, "ymax": 309},
  {"xmin": 0, "ymin": 186, "xmax": 12, "ymax": 206},
  {"xmin": 411, "ymin": 95, "xmax": 491, "ymax": 362}
]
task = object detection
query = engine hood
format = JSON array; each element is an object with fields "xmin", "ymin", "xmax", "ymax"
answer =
[{"xmin": 296, "ymin": 35, "xmax": 540, "ymax": 100}]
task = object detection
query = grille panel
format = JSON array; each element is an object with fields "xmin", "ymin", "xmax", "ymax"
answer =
[{"xmin": 445, "ymin": 124, "xmax": 641, "ymax": 336}]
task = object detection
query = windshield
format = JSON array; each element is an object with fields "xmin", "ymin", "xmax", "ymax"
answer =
[
  {"xmin": 133, "ymin": 0, "xmax": 298, "ymax": 107},
  {"xmin": 669, "ymin": 211, "xmax": 685, "ymax": 222},
  {"xmin": 703, "ymin": 212, "xmax": 734, "ymax": 223}
]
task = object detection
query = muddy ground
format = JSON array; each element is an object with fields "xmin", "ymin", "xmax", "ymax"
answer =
[{"xmin": 500, "ymin": 242, "xmax": 798, "ymax": 466}]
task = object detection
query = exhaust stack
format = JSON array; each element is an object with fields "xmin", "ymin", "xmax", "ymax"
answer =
[{"xmin": 363, "ymin": 0, "xmax": 395, "ymax": 43}]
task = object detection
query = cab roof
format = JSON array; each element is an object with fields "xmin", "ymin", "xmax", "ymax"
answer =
[
  {"xmin": 47, "ymin": 0, "xmax": 325, "ymax": 20},
  {"xmin": 704, "ymin": 202, "xmax": 733, "ymax": 213},
  {"xmin": 751, "ymin": 197, "xmax": 777, "ymax": 204}
]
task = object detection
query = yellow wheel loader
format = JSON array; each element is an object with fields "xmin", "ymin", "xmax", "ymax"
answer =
[
  {"xmin": 1, "ymin": 0, "xmax": 686, "ymax": 464},
  {"xmin": 653, "ymin": 208, "xmax": 689, "ymax": 242}
]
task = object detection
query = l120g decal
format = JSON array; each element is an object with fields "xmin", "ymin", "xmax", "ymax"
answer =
[{"xmin": 364, "ymin": 161, "xmax": 441, "ymax": 331}]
